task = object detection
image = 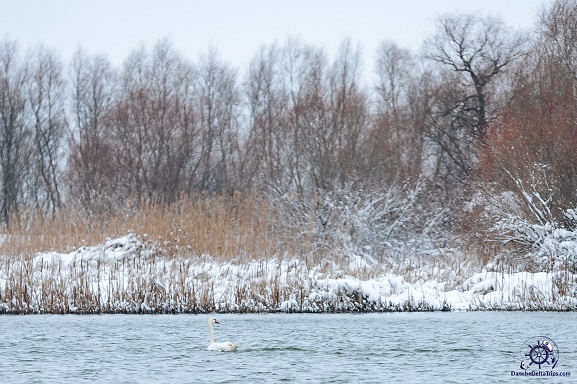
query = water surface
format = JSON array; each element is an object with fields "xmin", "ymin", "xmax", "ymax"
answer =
[{"xmin": 0, "ymin": 312, "xmax": 575, "ymax": 383}]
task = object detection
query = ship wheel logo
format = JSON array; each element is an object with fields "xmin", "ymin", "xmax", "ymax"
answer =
[{"xmin": 519, "ymin": 336, "xmax": 559, "ymax": 371}]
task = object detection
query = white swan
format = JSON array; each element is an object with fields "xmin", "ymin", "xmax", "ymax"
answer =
[{"xmin": 207, "ymin": 317, "xmax": 238, "ymax": 352}]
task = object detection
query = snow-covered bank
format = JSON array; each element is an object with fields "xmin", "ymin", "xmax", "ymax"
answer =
[{"xmin": 0, "ymin": 235, "xmax": 576, "ymax": 314}]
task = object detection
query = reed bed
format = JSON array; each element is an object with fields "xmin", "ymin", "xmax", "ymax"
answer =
[
  {"xmin": 0, "ymin": 235, "xmax": 575, "ymax": 314},
  {"xmin": 1, "ymin": 193, "xmax": 472, "ymax": 281},
  {"xmin": 1, "ymin": 193, "xmax": 317, "ymax": 262},
  {"xmin": 1, "ymin": 194, "xmax": 575, "ymax": 314}
]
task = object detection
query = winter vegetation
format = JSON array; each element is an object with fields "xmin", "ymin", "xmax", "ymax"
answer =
[{"xmin": 2, "ymin": 1, "xmax": 577, "ymax": 313}]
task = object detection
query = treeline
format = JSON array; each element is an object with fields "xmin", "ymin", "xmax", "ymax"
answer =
[{"xmin": 2, "ymin": 1, "xmax": 577, "ymax": 263}]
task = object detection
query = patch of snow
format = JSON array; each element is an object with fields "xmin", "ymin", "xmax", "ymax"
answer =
[{"xmin": 0, "ymin": 235, "xmax": 575, "ymax": 313}]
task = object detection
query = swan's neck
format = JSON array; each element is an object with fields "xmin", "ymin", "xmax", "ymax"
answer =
[{"xmin": 208, "ymin": 322, "xmax": 215, "ymax": 344}]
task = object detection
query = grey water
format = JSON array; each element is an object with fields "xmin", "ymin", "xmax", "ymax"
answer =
[{"xmin": 0, "ymin": 312, "xmax": 575, "ymax": 383}]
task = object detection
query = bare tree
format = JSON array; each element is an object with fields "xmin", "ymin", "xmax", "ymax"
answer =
[
  {"xmin": 424, "ymin": 13, "xmax": 527, "ymax": 138},
  {"xmin": 421, "ymin": 13, "xmax": 527, "ymax": 193},
  {"xmin": 281, "ymin": 38, "xmax": 314, "ymax": 194},
  {"xmin": 244, "ymin": 43, "xmax": 288, "ymax": 190},
  {"xmin": 478, "ymin": 0, "xmax": 577, "ymax": 224},
  {"xmin": 329, "ymin": 38, "xmax": 368, "ymax": 188},
  {"xmin": 375, "ymin": 41, "xmax": 414, "ymax": 115},
  {"xmin": 0, "ymin": 39, "xmax": 30, "ymax": 225},
  {"xmin": 370, "ymin": 41, "xmax": 424, "ymax": 184},
  {"xmin": 297, "ymin": 45, "xmax": 332, "ymax": 190},
  {"xmin": 109, "ymin": 40, "xmax": 201, "ymax": 204},
  {"xmin": 192, "ymin": 47, "xmax": 240, "ymax": 193},
  {"xmin": 162, "ymin": 49, "xmax": 197, "ymax": 201},
  {"xmin": 246, "ymin": 39, "xmax": 369, "ymax": 193},
  {"xmin": 68, "ymin": 49, "xmax": 117, "ymax": 211},
  {"xmin": 99, "ymin": 46, "xmax": 144, "ymax": 205},
  {"xmin": 146, "ymin": 39, "xmax": 193, "ymax": 202},
  {"xmin": 28, "ymin": 46, "xmax": 67, "ymax": 216},
  {"xmin": 539, "ymin": 0, "xmax": 577, "ymax": 81}
]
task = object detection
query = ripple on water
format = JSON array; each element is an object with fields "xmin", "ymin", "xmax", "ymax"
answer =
[{"xmin": 0, "ymin": 312, "xmax": 575, "ymax": 383}]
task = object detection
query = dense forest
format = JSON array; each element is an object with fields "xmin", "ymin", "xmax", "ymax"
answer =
[{"xmin": 1, "ymin": 0, "xmax": 577, "ymax": 275}]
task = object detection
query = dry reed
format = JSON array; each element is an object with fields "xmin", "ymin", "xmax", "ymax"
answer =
[
  {"xmin": 1, "ymin": 194, "xmax": 574, "ymax": 314},
  {"xmin": 1, "ymin": 193, "xmax": 290, "ymax": 262}
]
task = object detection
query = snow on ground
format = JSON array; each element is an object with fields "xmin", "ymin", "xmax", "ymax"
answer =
[{"xmin": 0, "ymin": 234, "xmax": 576, "ymax": 313}]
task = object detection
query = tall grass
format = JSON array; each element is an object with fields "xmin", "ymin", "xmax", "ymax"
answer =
[
  {"xmin": 0, "ymin": 192, "xmax": 491, "ymax": 286},
  {"xmin": 1, "ymin": 193, "xmax": 308, "ymax": 262},
  {"xmin": 1, "ymin": 193, "xmax": 573, "ymax": 313},
  {"xmin": 0, "ymin": 252, "xmax": 573, "ymax": 314}
]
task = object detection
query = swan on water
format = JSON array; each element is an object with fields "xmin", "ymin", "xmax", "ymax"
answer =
[{"xmin": 207, "ymin": 317, "xmax": 238, "ymax": 352}]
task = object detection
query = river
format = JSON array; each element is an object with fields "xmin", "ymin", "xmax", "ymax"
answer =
[{"xmin": 0, "ymin": 312, "xmax": 575, "ymax": 383}]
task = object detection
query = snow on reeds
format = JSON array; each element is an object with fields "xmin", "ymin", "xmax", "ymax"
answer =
[
  {"xmin": 0, "ymin": 234, "xmax": 575, "ymax": 314},
  {"xmin": 1, "ymin": 194, "xmax": 281, "ymax": 262}
]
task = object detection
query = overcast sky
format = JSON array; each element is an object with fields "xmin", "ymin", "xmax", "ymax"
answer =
[{"xmin": 1, "ymin": 0, "xmax": 545, "ymax": 72}]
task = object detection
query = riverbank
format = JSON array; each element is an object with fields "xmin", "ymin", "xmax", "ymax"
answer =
[{"xmin": 0, "ymin": 235, "xmax": 575, "ymax": 314}]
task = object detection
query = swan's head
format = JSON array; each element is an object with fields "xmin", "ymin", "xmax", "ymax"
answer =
[{"xmin": 208, "ymin": 317, "xmax": 219, "ymax": 325}]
